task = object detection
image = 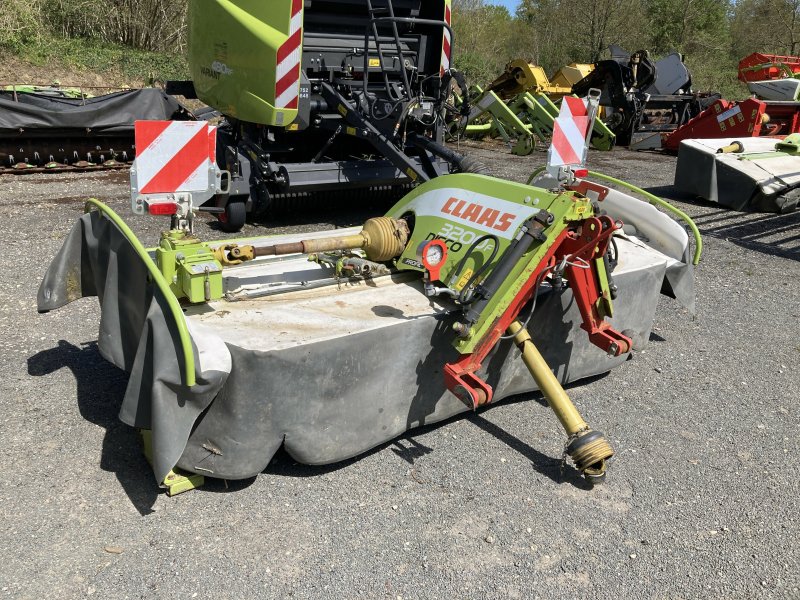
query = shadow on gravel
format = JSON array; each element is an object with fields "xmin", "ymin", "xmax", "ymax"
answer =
[
  {"xmin": 391, "ymin": 438, "xmax": 435, "ymax": 463},
  {"xmin": 467, "ymin": 413, "xmax": 591, "ymax": 490},
  {"xmin": 643, "ymin": 185, "xmax": 697, "ymax": 203},
  {"xmin": 200, "ymin": 477, "xmax": 258, "ymax": 494},
  {"xmin": 260, "ymin": 386, "xmax": 593, "ymax": 490},
  {"xmin": 25, "ymin": 341, "xmax": 603, "ymax": 500},
  {"xmin": 691, "ymin": 210, "xmax": 800, "ymax": 260},
  {"xmin": 645, "ymin": 185, "xmax": 800, "ymax": 260},
  {"xmin": 27, "ymin": 340, "xmax": 160, "ymax": 516}
]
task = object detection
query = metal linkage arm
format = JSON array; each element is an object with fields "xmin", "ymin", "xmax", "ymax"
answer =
[
  {"xmin": 557, "ymin": 214, "xmax": 631, "ymax": 356},
  {"xmin": 318, "ymin": 82, "xmax": 431, "ymax": 183},
  {"xmin": 443, "ymin": 216, "xmax": 631, "ymax": 411}
]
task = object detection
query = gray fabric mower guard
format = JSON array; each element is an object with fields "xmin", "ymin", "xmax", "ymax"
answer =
[{"xmin": 38, "ymin": 209, "xmax": 690, "ymax": 483}]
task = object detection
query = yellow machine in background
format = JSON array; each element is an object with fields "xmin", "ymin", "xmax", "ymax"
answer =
[
  {"xmin": 550, "ymin": 63, "xmax": 595, "ymax": 96},
  {"xmin": 461, "ymin": 59, "xmax": 612, "ymax": 154},
  {"xmin": 485, "ymin": 59, "xmax": 594, "ymax": 102}
]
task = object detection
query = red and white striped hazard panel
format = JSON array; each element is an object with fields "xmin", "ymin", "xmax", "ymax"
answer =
[
  {"xmin": 440, "ymin": 0, "xmax": 452, "ymax": 76},
  {"xmin": 134, "ymin": 121, "xmax": 216, "ymax": 194},
  {"xmin": 275, "ymin": 0, "xmax": 304, "ymax": 110},
  {"xmin": 548, "ymin": 96, "xmax": 591, "ymax": 167}
]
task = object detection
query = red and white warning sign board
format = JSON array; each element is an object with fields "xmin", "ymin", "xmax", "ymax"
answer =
[
  {"xmin": 440, "ymin": 0, "xmax": 452, "ymax": 76},
  {"xmin": 275, "ymin": 0, "xmax": 304, "ymax": 110},
  {"xmin": 547, "ymin": 96, "xmax": 591, "ymax": 168},
  {"xmin": 134, "ymin": 120, "xmax": 216, "ymax": 195}
]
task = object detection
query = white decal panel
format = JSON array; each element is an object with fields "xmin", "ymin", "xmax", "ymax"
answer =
[{"xmin": 403, "ymin": 187, "xmax": 540, "ymax": 239}]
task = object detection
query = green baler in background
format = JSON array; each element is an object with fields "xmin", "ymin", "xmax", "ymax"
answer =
[{"xmin": 175, "ymin": 0, "xmax": 480, "ymax": 231}]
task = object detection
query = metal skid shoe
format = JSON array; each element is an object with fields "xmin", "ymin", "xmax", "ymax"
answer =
[{"xmin": 140, "ymin": 430, "xmax": 205, "ymax": 496}]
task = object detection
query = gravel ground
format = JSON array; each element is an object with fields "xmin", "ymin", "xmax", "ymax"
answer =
[{"xmin": 1, "ymin": 144, "xmax": 799, "ymax": 600}]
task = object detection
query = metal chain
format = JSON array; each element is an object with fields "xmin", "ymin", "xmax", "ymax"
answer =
[{"xmin": 559, "ymin": 433, "xmax": 580, "ymax": 482}]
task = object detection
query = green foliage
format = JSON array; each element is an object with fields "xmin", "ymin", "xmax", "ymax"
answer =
[
  {"xmin": 0, "ymin": 0, "xmax": 188, "ymax": 84},
  {"xmin": 731, "ymin": 0, "xmax": 800, "ymax": 56},
  {"xmin": 42, "ymin": 0, "xmax": 188, "ymax": 52},
  {"xmin": 18, "ymin": 36, "xmax": 189, "ymax": 83},
  {"xmin": 453, "ymin": 0, "xmax": 796, "ymax": 96},
  {"xmin": 452, "ymin": 1, "xmax": 516, "ymax": 83},
  {"xmin": 0, "ymin": 0, "xmax": 42, "ymax": 49},
  {"xmin": 1, "ymin": 0, "xmax": 188, "ymax": 53},
  {"xmin": 646, "ymin": 0, "xmax": 731, "ymax": 56}
]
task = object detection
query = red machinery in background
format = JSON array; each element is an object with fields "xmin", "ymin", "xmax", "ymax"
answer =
[
  {"xmin": 661, "ymin": 97, "xmax": 800, "ymax": 151},
  {"xmin": 661, "ymin": 53, "xmax": 800, "ymax": 152},
  {"xmin": 738, "ymin": 52, "xmax": 800, "ymax": 83}
]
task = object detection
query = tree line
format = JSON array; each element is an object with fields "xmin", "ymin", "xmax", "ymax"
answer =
[
  {"xmin": 1, "ymin": 0, "xmax": 187, "ymax": 54},
  {"xmin": 453, "ymin": 0, "xmax": 800, "ymax": 99},
  {"xmin": 2, "ymin": 0, "xmax": 799, "ymax": 98}
]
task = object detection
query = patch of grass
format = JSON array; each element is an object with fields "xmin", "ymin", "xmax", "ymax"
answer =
[{"xmin": 10, "ymin": 35, "xmax": 188, "ymax": 85}]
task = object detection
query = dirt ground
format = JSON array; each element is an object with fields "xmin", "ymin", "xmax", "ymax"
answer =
[
  {"xmin": 0, "ymin": 55, "xmax": 135, "ymax": 91},
  {"xmin": 1, "ymin": 143, "xmax": 799, "ymax": 599}
]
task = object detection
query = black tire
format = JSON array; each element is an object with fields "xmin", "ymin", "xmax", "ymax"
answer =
[
  {"xmin": 458, "ymin": 156, "xmax": 491, "ymax": 176},
  {"xmin": 217, "ymin": 199, "xmax": 247, "ymax": 233}
]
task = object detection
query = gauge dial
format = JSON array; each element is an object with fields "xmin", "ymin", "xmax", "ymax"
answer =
[
  {"xmin": 424, "ymin": 243, "xmax": 444, "ymax": 266},
  {"xmin": 418, "ymin": 239, "xmax": 448, "ymax": 282}
]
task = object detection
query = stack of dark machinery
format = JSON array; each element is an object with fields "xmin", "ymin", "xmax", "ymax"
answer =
[
  {"xmin": 573, "ymin": 45, "xmax": 719, "ymax": 148},
  {"xmin": 0, "ymin": 88, "xmax": 192, "ymax": 173}
]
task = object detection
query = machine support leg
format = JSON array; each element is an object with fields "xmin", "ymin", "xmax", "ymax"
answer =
[{"xmin": 507, "ymin": 320, "xmax": 615, "ymax": 484}]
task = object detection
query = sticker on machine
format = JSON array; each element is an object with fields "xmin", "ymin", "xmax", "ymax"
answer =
[
  {"xmin": 401, "ymin": 257, "xmax": 424, "ymax": 269},
  {"xmin": 401, "ymin": 187, "xmax": 538, "ymax": 239},
  {"xmin": 716, "ymin": 105, "xmax": 742, "ymax": 123}
]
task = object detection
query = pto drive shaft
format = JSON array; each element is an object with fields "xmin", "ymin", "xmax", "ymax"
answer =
[
  {"xmin": 506, "ymin": 320, "xmax": 614, "ymax": 484},
  {"xmin": 216, "ymin": 217, "xmax": 410, "ymax": 265}
]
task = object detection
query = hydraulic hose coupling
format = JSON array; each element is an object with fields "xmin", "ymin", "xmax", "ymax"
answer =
[
  {"xmin": 716, "ymin": 141, "xmax": 744, "ymax": 154},
  {"xmin": 566, "ymin": 429, "xmax": 615, "ymax": 485}
]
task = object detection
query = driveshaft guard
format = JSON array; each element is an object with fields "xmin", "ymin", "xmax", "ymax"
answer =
[{"xmin": 385, "ymin": 174, "xmax": 591, "ymax": 289}]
